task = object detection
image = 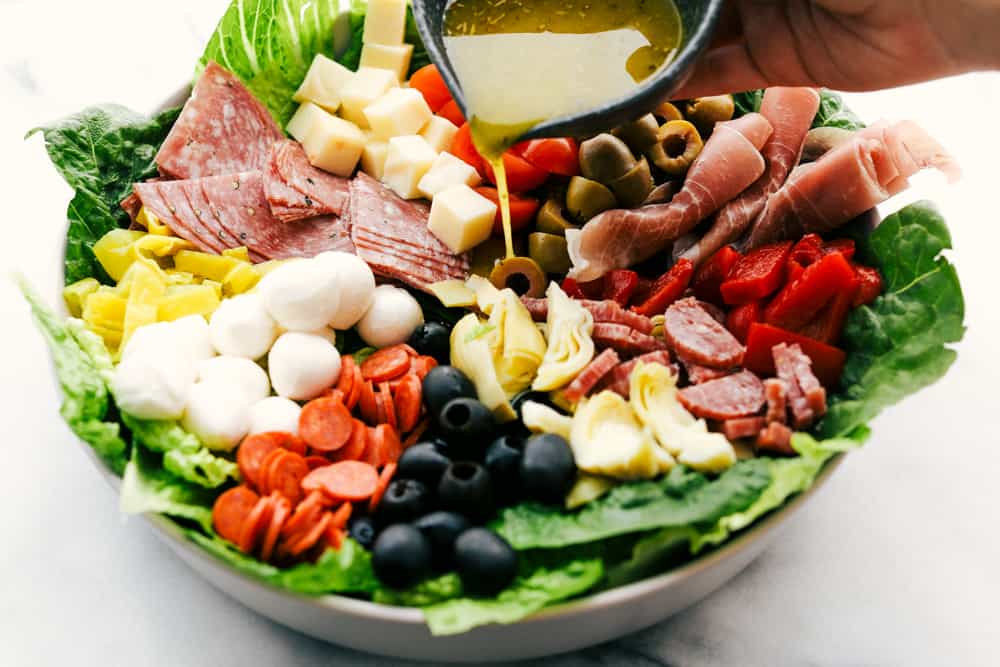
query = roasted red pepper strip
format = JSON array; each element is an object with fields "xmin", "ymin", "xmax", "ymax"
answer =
[
  {"xmin": 726, "ymin": 301, "xmax": 763, "ymax": 344},
  {"xmin": 764, "ymin": 251, "xmax": 858, "ymax": 331},
  {"xmin": 631, "ymin": 259, "xmax": 694, "ymax": 317},
  {"xmin": 691, "ymin": 246, "xmax": 741, "ymax": 305},
  {"xmin": 603, "ymin": 270, "xmax": 639, "ymax": 307},
  {"xmin": 825, "ymin": 238, "xmax": 856, "ymax": 261},
  {"xmin": 852, "ymin": 265, "xmax": 883, "ymax": 307},
  {"xmin": 720, "ymin": 241, "xmax": 793, "ymax": 305},
  {"xmin": 789, "ymin": 233, "xmax": 825, "ymax": 267},
  {"xmin": 560, "ymin": 277, "xmax": 587, "ymax": 299},
  {"xmin": 798, "ymin": 284, "xmax": 857, "ymax": 345},
  {"xmin": 743, "ymin": 323, "xmax": 846, "ymax": 387}
]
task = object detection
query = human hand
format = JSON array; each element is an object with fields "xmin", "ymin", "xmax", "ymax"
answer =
[{"xmin": 675, "ymin": 0, "xmax": 1000, "ymax": 97}]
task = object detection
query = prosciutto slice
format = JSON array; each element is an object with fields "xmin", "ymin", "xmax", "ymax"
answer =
[
  {"xmin": 567, "ymin": 113, "xmax": 773, "ymax": 281},
  {"xmin": 681, "ymin": 88, "xmax": 820, "ymax": 267},
  {"xmin": 746, "ymin": 120, "xmax": 960, "ymax": 247}
]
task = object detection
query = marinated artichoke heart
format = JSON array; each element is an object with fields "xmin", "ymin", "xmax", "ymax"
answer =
[
  {"xmin": 521, "ymin": 400, "xmax": 574, "ymax": 441},
  {"xmin": 465, "ymin": 274, "xmax": 503, "ymax": 313},
  {"xmin": 489, "ymin": 288, "xmax": 548, "ymax": 396},
  {"xmin": 570, "ymin": 391, "xmax": 675, "ymax": 480},
  {"xmin": 629, "ymin": 362, "xmax": 736, "ymax": 473},
  {"xmin": 565, "ymin": 473, "xmax": 616, "ymax": 510},
  {"xmin": 450, "ymin": 313, "xmax": 517, "ymax": 422},
  {"xmin": 532, "ymin": 282, "xmax": 595, "ymax": 391}
]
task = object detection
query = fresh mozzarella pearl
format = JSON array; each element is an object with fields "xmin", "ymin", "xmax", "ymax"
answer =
[
  {"xmin": 181, "ymin": 381, "xmax": 252, "ymax": 451},
  {"xmin": 112, "ymin": 351, "xmax": 196, "ymax": 420},
  {"xmin": 310, "ymin": 327, "xmax": 338, "ymax": 346},
  {"xmin": 268, "ymin": 331, "xmax": 342, "ymax": 400},
  {"xmin": 357, "ymin": 285, "xmax": 424, "ymax": 348},
  {"xmin": 257, "ymin": 258, "xmax": 342, "ymax": 332},
  {"xmin": 196, "ymin": 356, "xmax": 270, "ymax": 405},
  {"xmin": 248, "ymin": 396, "xmax": 303, "ymax": 436},
  {"xmin": 169, "ymin": 315, "xmax": 217, "ymax": 362},
  {"xmin": 209, "ymin": 293, "xmax": 279, "ymax": 359},
  {"xmin": 315, "ymin": 251, "xmax": 376, "ymax": 329},
  {"xmin": 121, "ymin": 316, "xmax": 214, "ymax": 365}
]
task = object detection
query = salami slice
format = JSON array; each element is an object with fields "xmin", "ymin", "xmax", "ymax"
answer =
[
  {"xmin": 133, "ymin": 181, "xmax": 221, "ymax": 254},
  {"xmin": 678, "ymin": 370, "xmax": 766, "ymax": 420},
  {"xmin": 156, "ymin": 61, "xmax": 283, "ymax": 180},
  {"xmin": 764, "ymin": 378, "xmax": 788, "ymax": 425},
  {"xmin": 597, "ymin": 350, "xmax": 674, "ymax": 397},
  {"xmin": 265, "ymin": 140, "xmax": 351, "ymax": 223},
  {"xmin": 756, "ymin": 422, "xmax": 795, "ymax": 456},
  {"xmin": 521, "ymin": 298, "xmax": 655, "ymax": 334},
  {"xmin": 772, "ymin": 343, "xmax": 826, "ymax": 427},
  {"xmin": 723, "ymin": 417, "xmax": 767, "ymax": 441},
  {"xmin": 563, "ymin": 349, "xmax": 620, "ymax": 402},
  {"xmin": 592, "ymin": 323, "xmax": 670, "ymax": 356},
  {"xmin": 678, "ymin": 353, "xmax": 734, "ymax": 385},
  {"xmin": 354, "ymin": 228, "xmax": 468, "ymax": 270},
  {"xmin": 664, "ymin": 297, "xmax": 745, "ymax": 367}
]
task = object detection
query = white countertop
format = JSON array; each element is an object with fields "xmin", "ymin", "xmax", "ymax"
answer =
[{"xmin": 1, "ymin": 1, "xmax": 998, "ymax": 665}]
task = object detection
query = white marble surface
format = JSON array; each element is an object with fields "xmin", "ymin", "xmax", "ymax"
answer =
[{"xmin": 1, "ymin": 1, "xmax": 999, "ymax": 665}]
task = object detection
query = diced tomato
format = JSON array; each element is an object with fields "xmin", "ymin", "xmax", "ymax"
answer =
[
  {"xmin": 561, "ymin": 278, "xmax": 587, "ymax": 299},
  {"xmin": 474, "ymin": 187, "xmax": 540, "ymax": 235},
  {"xmin": 852, "ymin": 265, "xmax": 883, "ymax": 307},
  {"xmin": 483, "ymin": 152, "xmax": 549, "ymax": 193},
  {"xmin": 764, "ymin": 251, "xmax": 858, "ymax": 331},
  {"xmin": 691, "ymin": 246, "xmax": 741, "ymax": 305},
  {"xmin": 798, "ymin": 287, "xmax": 856, "ymax": 345},
  {"xmin": 408, "ymin": 64, "xmax": 452, "ymax": 113},
  {"xmin": 602, "ymin": 270, "xmax": 639, "ymax": 307},
  {"xmin": 720, "ymin": 241, "xmax": 793, "ymax": 305},
  {"xmin": 513, "ymin": 138, "xmax": 581, "ymax": 177},
  {"xmin": 789, "ymin": 233, "xmax": 825, "ymax": 267},
  {"xmin": 451, "ymin": 123, "xmax": 485, "ymax": 176},
  {"xmin": 437, "ymin": 99, "xmax": 466, "ymax": 127},
  {"xmin": 725, "ymin": 301, "xmax": 763, "ymax": 344},
  {"xmin": 631, "ymin": 259, "xmax": 695, "ymax": 317},
  {"xmin": 825, "ymin": 238, "xmax": 856, "ymax": 261},
  {"xmin": 743, "ymin": 323, "xmax": 846, "ymax": 387}
]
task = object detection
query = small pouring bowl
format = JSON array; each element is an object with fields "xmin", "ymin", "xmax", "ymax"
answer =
[{"xmin": 412, "ymin": 0, "xmax": 726, "ymax": 141}]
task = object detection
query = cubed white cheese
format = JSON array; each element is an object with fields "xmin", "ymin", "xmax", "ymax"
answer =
[
  {"xmin": 361, "ymin": 140, "xmax": 390, "ymax": 180},
  {"xmin": 360, "ymin": 42, "xmax": 414, "ymax": 81},
  {"xmin": 418, "ymin": 151, "xmax": 482, "ymax": 199},
  {"xmin": 293, "ymin": 54, "xmax": 353, "ymax": 112},
  {"xmin": 286, "ymin": 103, "xmax": 366, "ymax": 177},
  {"xmin": 383, "ymin": 135, "xmax": 439, "ymax": 199},
  {"xmin": 419, "ymin": 116, "xmax": 459, "ymax": 153},
  {"xmin": 362, "ymin": 0, "xmax": 407, "ymax": 46},
  {"xmin": 339, "ymin": 67, "xmax": 398, "ymax": 128},
  {"xmin": 364, "ymin": 87, "xmax": 433, "ymax": 140},
  {"xmin": 427, "ymin": 184, "xmax": 497, "ymax": 253}
]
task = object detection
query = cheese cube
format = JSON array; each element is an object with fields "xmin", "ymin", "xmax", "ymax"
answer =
[
  {"xmin": 383, "ymin": 135, "xmax": 438, "ymax": 199},
  {"xmin": 364, "ymin": 88, "xmax": 433, "ymax": 140},
  {"xmin": 420, "ymin": 116, "xmax": 459, "ymax": 153},
  {"xmin": 418, "ymin": 152, "xmax": 482, "ymax": 199},
  {"xmin": 361, "ymin": 141, "xmax": 390, "ymax": 180},
  {"xmin": 339, "ymin": 67, "xmax": 398, "ymax": 128},
  {"xmin": 292, "ymin": 54, "xmax": 353, "ymax": 112},
  {"xmin": 286, "ymin": 103, "xmax": 366, "ymax": 177},
  {"xmin": 360, "ymin": 43, "xmax": 414, "ymax": 81},
  {"xmin": 362, "ymin": 0, "xmax": 407, "ymax": 46},
  {"xmin": 428, "ymin": 185, "xmax": 497, "ymax": 253}
]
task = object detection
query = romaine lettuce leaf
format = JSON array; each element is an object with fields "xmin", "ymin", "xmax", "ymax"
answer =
[
  {"xmin": 120, "ymin": 446, "xmax": 215, "ymax": 532},
  {"xmin": 28, "ymin": 105, "xmax": 180, "ymax": 284},
  {"xmin": 120, "ymin": 414, "xmax": 239, "ymax": 489},
  {"xmin": 374, "ymin": 573, "xmax": 464, "ymax": 607},
  {"xmin": 338, "ymin": 0, "xmax": 431, "ymax": 75}
]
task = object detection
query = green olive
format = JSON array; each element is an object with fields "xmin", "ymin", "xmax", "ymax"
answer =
[
  {"xmin": 607, "ymin": 157, "xmax": 654, "ymax": 209},
  {"xmin": 647, "ymin": 120, "xmax": 704, "ymax": 177},
  {"xmin": 566, "ymin": 176, "xmax": 618, "ymax": 223},
  {"xmin": 643, "ymin": 181, "xmax": 681, "ymax": 206},
  {"xmin": 654, "ymin": 101, "xmax": 684, "ymax": 122},
  {"xmin": 683, "ymin": 95, "xmax": 735, "ymax": 136},
  {"xmin": 529, "ymin": 233, "xmax": 572, "ymax": 275},
  {"xmin": 612, "ymin": 114, "xmax": 660, "ymax": 155},
  {"xmin": 535, "ymin": 199, "xmax": 578, "ymax": 236},
  {"xmin": 470, "ymin": 236, "xmax": 526, "ymax": 277},
  {"xmin": 489, "ymin": 256, "xmax": 547, "ymax": 298},
  {"xmin": 801, "ymin": 126, "xmax": 855, "ymax": 163},
  {"xmin": 578, "ymin": 133, "xmax": 637, "ymax": 185}
]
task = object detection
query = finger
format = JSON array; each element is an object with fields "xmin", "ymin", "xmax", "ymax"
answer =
[{"xmin": 671, "ymin": 42, "xmax": 772, "ymax": 99}]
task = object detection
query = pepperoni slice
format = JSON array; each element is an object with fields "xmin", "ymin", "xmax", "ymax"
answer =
[
  {"xmin": 265, "ymin": 451, "xmax": 309, "ymax": 505},
  {"xmin": 379, "ymin": 382, "xmax": 397, "ymax": 430},
  {"xmin": 212, "ymin": 486, "xmax": 260, "ymax": 544},
  {"xmin": 260, "ymin": 494, "xmax": 291, "ymax": 563},
  {"xmin": 345, "ymin": 364, "xmax": 363, "ymax": 411},
  {"xmin": 281, "ymin": 493, "xmax": 326, "ymax": 542},
  {"xmin": 237, "ymin": 434, "xmax": 280, "ymax": 489},
  {"xmin": 402, "ymin": 416, "xmax": 431, "ymax": 448},
  {"xmin": 400, "ymin": 344, "xmax": 419, "ymax": 357},
  {"xmin": 324, "ymin": 525, "xmax": 345, "ymax": 550},
  {"xmin": 237, "ymin": 495, "xmax": 275, "ymax": 554},
  {"xmin": 360, "ymin": 345, "xmax": 411, "ymax": 382},
  {"xmin": 301, "ymin": 460, "xmax": 379, "ymax": 502},
  {"xmin": 368, "ymin": 463, "xmax": 397, "ymax": 513},
  {"xmin": 305, "ymin": 455, "xmax": 331, "ymax": 470},
  {"xmin": 331, "ymin": 419, "xmax": 368, "ymax": 462},
  {"xmin": 410, "ymin": 355, "xmax": 438, "ymax": 380},
  {"xmin": 255, "ymin": 449, "xmax": 286, "ymax": 495},
  {"xmin": 299, "ymin": 396, "xmax": 354, "ymax": 452},
  {"xmin": 393, "ymin": 373, "xmax": 423, "ymax": 433},
  {"xmin": 374, "ymin": 392, "xmax": 387, "ymax": 425},
  {"xmin": 278, "ymin": 433, "xmax": 308, "ymax": 456},
  {"xmin": 287, "ymin": 512, "xmax": 332, "ymax": 557},
  {"xmin": 336, "ymin": 356, "xmax": 356, "ymax": 398},
  {"xmin": 328, "ymin": 502, "xmax": 353, "ymax": 532},
  {"xmin": 358, "ymin": 380, "xmax": 378, "ymax": 424},
  {"xmin": 365, "ymin": 424, "xmax": 403, "ymax": 467}
]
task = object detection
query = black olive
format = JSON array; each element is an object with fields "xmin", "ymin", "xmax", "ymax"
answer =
[
  {"xmin": 347, "ymin": 515, "xmax": 378, "ymax": 550},
  {"xmin": 453, "ymin": 528, "xmax": 519, "ymax": 596},
  {"xmin": 375, "ymin": 479, "xmax": 432, "ymax": 525},
  {"xmin": 520, "ymin": 434, "xmax": 576, "ymax": 505},
  {"xmin": 408, "ymin": 322, "xmax": 451, "ymax": 364},
  {"xmin": 372, "ymin": 524, "xmax": 432, "ymax": 589},
  {"xmin": 397, "ymin": 442, "xmax": 452, "ymax": 488},
  {"xmin": 414, "ymin": 511, "xmax": 471, "ymax": 571},
  {"xmin": 437, "ymin": 398, "xmax": 496, "ymax": 450},
  {"xmin": 484, "ymin": 434, "xmax": 524, "ymax": 505},
  {"xmin": 423, "ymin": 366, "xmax": 477, "ymax": 416},
  {"xmin": 438, "ymin": 461, "xmax": 494, "ymax": 522}
]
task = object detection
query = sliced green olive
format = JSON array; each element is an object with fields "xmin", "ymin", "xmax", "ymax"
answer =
[
  {"xmin": 608, "ymin": 157, "xmax": 654, "ymax": 209},
  {"xmin": 529, "ymin": 233, "xmax": 572, "ymax": 275},
  {"xmin": 683, "ymin": 95, "xmax": 735, "ymax": 136},
  {"xmin": 489, "ymin": 256, "xmax": 547, "ymax": 298},
  {"xmin": 566, "ymin": 176, "xmax": 618, "ymax": 223},
  {"xmin": 654, "ymin": 101, "xmax": 684, "ymax": 122},
  {"xmin": 578, "ymin": 133, "xmax": 637, "ymax": 185},
  {"xmin": 647, "ymin": 120, "xmax": 704, "ymax": 177},
  {"xmin": 643, "ymin": 181, "xmax": 681, "ymax": 206},
  {"xmin": 470, "ymin": 236, "xmax": 526, "ymax": 277},
  {"xmin": 535, "ymin": 199, "xmax": 578, "ymax": 236},
  {"xmin": 612, "ymin": 114, "xmax": 660, "ymax": 155},
  {"xmin": 801, "ymin": 126, "xmax": 855, "ymax": 163}
]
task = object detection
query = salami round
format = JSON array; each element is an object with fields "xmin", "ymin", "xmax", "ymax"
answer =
[
  {"xmin": 677, "ymin": 370, "xmax": 766, "ymax": 421},
  {"xmin": 664, "ymin": 297, "xmax": 745, "ymax": 367}
]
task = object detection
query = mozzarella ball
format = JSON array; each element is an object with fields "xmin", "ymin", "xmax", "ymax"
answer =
[
  {"xmin": 258, "ymin": 258, "xmax": 341, "ymax": 332},
  {"xmin": 112, "ymin": 351, "xmax": 196, "ymax": 420},
  {"xmin": 268, "ymin": 331, "xmax": 342, "ymax": 400},
  {"xmin": 181, "ymin": 381, "xmax": 252, "ymax": 451},
  {"xmin": 357, "ymin": 285, "xmax": 424, "ymax": 348},
  {"xmin": 196, "ymin": 356, "xmax": 270, "ymax": 405},
  {"xmin": 315, "ymin": 251, "xmax": 376, "ymax": 329},
  {"xmin": 209, "ymin": 293, "xmax": 279, "ymax": 359},
  {"xmin": 248, "ymin": 396, "xmax": 303, "ymax": 436},
  {"xmin": 121, "ymin": 317, "xmax": 214, "ymax": 365},
  {"xmin": 169, "ymin": 315, "xmax": 217, "ymax": 362}
]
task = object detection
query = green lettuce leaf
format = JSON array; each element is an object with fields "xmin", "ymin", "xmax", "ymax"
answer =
[
  {"xmin": 732, "ymin": 90, "xmax": 764, "ymax": 117},
  {"xmin": 820, "ymin": 201, "xmax": 965, "ymax": 437},
  {"xmin": 338, "ymin": 0, "xmax": 431, "ymax": 75},
  {"xmin": 374, "ymin": 573, "xmax": 464, "ymax": 607},
  {"xmin": 120, "ymin": 447, "xmax": 215, "ymax": 532},
  {"xmin": 28, "ymin": 105, "xmax": 181, "ymax": 284},
  {"xmin": 120, "ymin": 414, "xmax": 238, "ymax": 489},
  {"xmin": 732, "ymin": 88, "xmax": 865, "ymax": 131},
  {"xmin": 493, "ymin": 459, "xmax": 771, "ymax": 550}
]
